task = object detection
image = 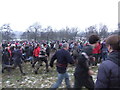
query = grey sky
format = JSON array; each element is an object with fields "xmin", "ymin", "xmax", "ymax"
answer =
[{"xmin": 0, "ymin": 0, "xmax": 119, "ymax": 32}]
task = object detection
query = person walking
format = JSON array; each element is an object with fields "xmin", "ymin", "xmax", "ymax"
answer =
[
  {"xmin": 32, "ymin": 44, "xmax": 41, "ymax": 68},
  {"xmin": 12, "ymin": 46, "xmax": 25, "ymax": 75},
  {"xmin": 50, "ymin": 43, "xmax": 74, "ymax": 90},
  {"xmin": 2, "ymin": 47, "xmax": 11, "ymax": 73}
]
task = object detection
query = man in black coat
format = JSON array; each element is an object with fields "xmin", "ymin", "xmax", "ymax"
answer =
[
  {"xmin": 50, "ymin": 43, "xmax": 74, "ymax": 89},
  {"xmin": 2, "ymin": 47, "xmax": 11, "ymax": 73},
  {"xmin": 74, "ymin": 34, "xmax": 100, "ymax": 90},
  {"xmin": 12, "ymin": 46, "xmax": 25, "ymax": 75}
]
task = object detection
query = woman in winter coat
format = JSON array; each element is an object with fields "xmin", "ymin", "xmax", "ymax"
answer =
[{"xmin": 95, "ymin": 35, "xmax": 120, "ymax": 89}]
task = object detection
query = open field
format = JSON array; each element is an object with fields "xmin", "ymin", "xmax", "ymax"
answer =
[{"xmin": 2, "ymin": 61, "xmax": 99, "ymax": 89}]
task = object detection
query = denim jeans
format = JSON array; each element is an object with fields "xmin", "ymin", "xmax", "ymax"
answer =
[
  {"xmin": 102, "ymin": 52, "xmax": 108, "ymax": 61},
  {"xmin": 51, "ymin": 72, "xmax": 71, "ymax": 89}
]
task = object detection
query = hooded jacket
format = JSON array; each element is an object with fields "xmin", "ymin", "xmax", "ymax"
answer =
[{"xmin": 95, "ymin": 51, "xmax": 120, "ymax": 89}]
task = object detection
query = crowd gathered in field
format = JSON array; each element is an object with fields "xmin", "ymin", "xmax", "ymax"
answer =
[{"xmin": 1, "ymin": 34, "xmax": 120, "ymax": 89}]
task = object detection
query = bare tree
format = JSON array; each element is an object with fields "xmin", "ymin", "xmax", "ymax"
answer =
[
  {"xmin": 45, "ymin": 26, "xmax": 52, "ymax": 40},
  {"xmin": 1, "ymin": 24, "xmax": 15, "ymax": 41},
  {"xmin": 21, "ymin": 22, "xmax": 42, "ymax": 41},
  {"xmin": 99, "ymin": 24, "xmax": 109, "ymax": 38},
  {"xmin": 55, "ymin": 27, "xmax": 78, "ymax": 40},
  {"xmin": 20, "ymin": 32, "xmax": 27, "ymax": 40},
  {"xmin": 69, "ymin": 27, "xmax": 78, "ymax": 40},
  {"xmin": 85, "ymin": 25, "xmax": 98, "ymax": 39}
]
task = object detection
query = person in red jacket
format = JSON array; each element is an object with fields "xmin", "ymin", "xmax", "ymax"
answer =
[
  {"xmin": 92, "ymin": 42, "xmax": 101, "ymax": 66},
  {"xmin": 33, "ymin": 45, "xmax": 40, "ymax": 57},
  {"xmin": 32, "ymin": 44, "xmax": 41, "ymax": 68}
]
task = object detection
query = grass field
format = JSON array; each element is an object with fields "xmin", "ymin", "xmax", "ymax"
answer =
[
  {"xmin": 2, "ymin": 61, "xmax": 99, "ymax": 89},
  {"xmin": 2, "ymin": 51, "xmax": 99, "ymax": 89}
]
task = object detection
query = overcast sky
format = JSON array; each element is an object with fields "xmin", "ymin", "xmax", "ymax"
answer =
[{"xmin": 0, "ymin": 0, "xmax": 119, "ymax": 32}]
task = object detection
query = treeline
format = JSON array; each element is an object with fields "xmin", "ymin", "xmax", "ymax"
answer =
[
  {"xmin": 0, "ymin": 22, "xmax": 119, "ymax": 41},
  {"xmin": 0, "ymin": 24, "xmax": 15, "ymax": 41}
]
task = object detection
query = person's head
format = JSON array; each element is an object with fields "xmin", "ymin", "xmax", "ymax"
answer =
[
  {"xmin": 88, "ymin": 34, "xmax": 100, "ymax": 47},
  {"xmin": 35, "ymin": 44, "xmax": 40, "ymax": 49},
  {"xmin": 74, "ymin": 43, "xmax": 78, "ymax": 46},
  {"xmin": 105, "ymin": 35, "xmax": 120, "ymax": 52},
  {"xmin": 37, "ymin": 44, "xmax": 40, "ymax": 47},
  {"xmin": 62, "ymin": 43, "xmax": 69, "ymax": 50},
  {"xmin": 43, "ymin": 43, "xmax": 47, "ymax": 47}
]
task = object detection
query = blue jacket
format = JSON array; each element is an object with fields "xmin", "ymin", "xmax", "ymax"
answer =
[
  {"xmin": 95, "ymin": 51, "xmax": 120, "ymax": 89},
  {"xmin": 50, "ymin": 49, "xmax": 74, "ymax": 73}
]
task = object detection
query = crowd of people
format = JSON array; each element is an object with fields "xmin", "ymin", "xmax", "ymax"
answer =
[{"xmin": 1, "ymin": 34, "xmax": 120, "ymax": 89}]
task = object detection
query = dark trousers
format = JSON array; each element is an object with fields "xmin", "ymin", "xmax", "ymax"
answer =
[
  {"xmin": 13, "ymin": 61, "xmax": 24, "ymax": 74},
  {"xmin": 32, "ymin": 56, "xmax": 39, "ymax": 67},
  {"xmin": 33, "ymin": 56, "xmax": 49, "ymax": 73},
  {"xmin": 74, "ymin": 76, "xmax": 94, "ymax": 90},
  {"xmin": 2, "ymin": 61, "xmax": 11, "ymax": 73},
  {"xmin": 102, "ymin": 52, "xmax": 108, "ymax": 61},
  {"xmin": 2, "ymin": 64, "xmax": 11, "ymax": 73}
]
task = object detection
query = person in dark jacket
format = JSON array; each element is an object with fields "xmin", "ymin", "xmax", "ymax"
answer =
[
  {"xmin": 12, "ymin": 46, "xmax": 25, "ymax": 75},
  {"xmin": 95, "ymin": 35, "xmax": 120, "ymax": 89},
  {"xmin": 74, "ymin": 34, "xmax": 100, "ymax": 90},
  {"xmin": 2, "ymin": 47, "xmax": 11, "ymax": 73},
  {"xmin": 45, "ymin": 44, "xmax": 51, "ymax": 58},
  {"xmin": 50, "ymin": 43, "xmax": 74, "ymax": 89},
  {"xmin": 2, "ymin": 41, "xmax": 8, "ymax": 49},
  {"xmin": 72, "ymin": 43, "xmax": 80, "ymax": 62},
  {"xmin": 101, "ymin": 40, "xmax": 108, "ymax": 61}
]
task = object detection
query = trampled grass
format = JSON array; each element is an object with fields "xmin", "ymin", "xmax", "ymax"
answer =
[
  {"xmin": 2, "ymin": 61, "xmax": 98, "ymax": 89},
  {"xmin": 2, "ymin": 51, "xmax": 99, "ymax": 89}
]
